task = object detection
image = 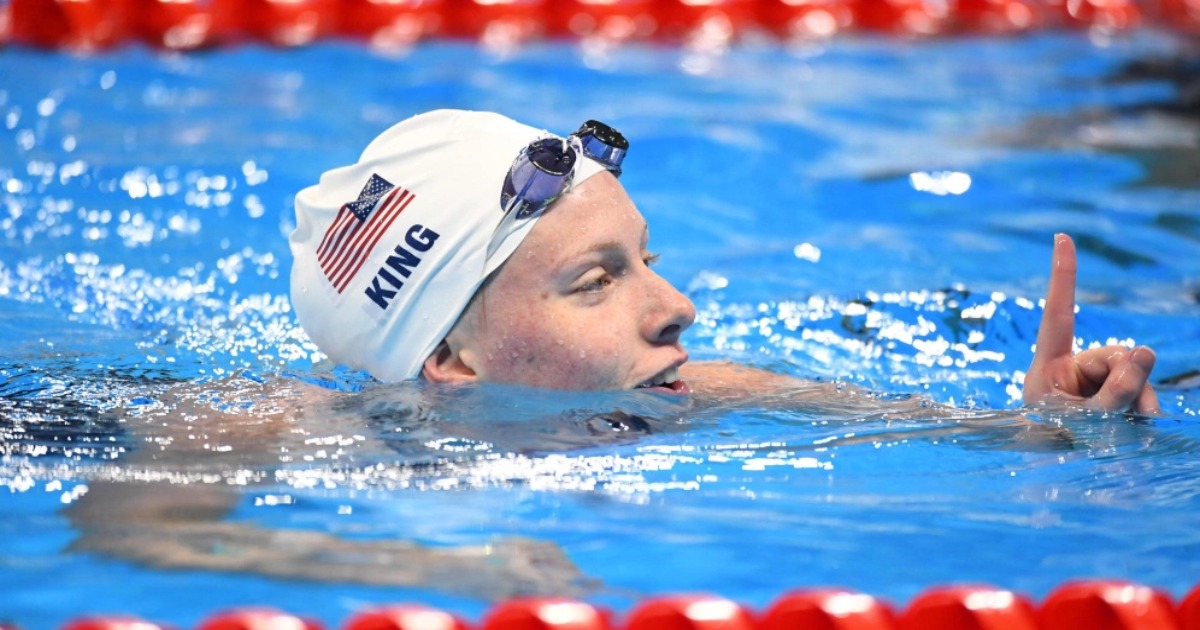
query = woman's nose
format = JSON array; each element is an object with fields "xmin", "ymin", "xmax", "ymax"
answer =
[{"xmin": 643, "ymin": 272, "xmax": 696, "ymax": 345}]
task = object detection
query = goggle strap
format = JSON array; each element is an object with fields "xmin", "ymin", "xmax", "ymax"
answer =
[
  {"xmin": 488, "ymin": 197, "xmax": 522, "ymax": 260},
  {"xmin": 563, "ymin": 135, "xmax": 586, "ymax": 195}
]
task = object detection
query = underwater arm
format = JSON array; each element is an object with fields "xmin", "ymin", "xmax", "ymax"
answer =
[
  {"xmin": 64, "ymin": 480, "xmax": 587, "ymax": 600},
  {"xmin": 62, "ymin": 376, "xmax": 591, "ymax": 600}
]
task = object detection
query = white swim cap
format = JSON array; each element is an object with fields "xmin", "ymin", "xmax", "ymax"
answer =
[{"xmin": 289, "ymin": 109, "xmax": 610, "ymax": 381}]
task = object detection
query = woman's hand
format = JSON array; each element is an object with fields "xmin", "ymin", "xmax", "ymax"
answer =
[{"xmin": 1023, "ymin": 234, "xmax": 1160, "ymax": 414}]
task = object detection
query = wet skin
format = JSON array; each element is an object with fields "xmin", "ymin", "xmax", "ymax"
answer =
[
  {"xmin": 424, "ymin": 174, "xmax": 1159, "ymax": 415},
  {"xmin": 1022, "ymin": 234, "xmax": 1160, "ymax": 415},
  {"xmin": 424, "ymin": 172, "xmax": 696, "ymax": 393}
]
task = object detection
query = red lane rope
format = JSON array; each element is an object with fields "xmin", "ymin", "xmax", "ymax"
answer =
[
  {"xmin": 43, "ymin": 580, "xmax": 1200, "ymax": 630},
  {"xmin": 3, "ymin": 0, "xmax": 1199, "ymax": 52},
  {"xmin": 9, "ymin": 4, "xmax": 1195, "ymax": 628}
]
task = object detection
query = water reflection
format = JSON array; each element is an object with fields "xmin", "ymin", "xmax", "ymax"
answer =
[{"xmin": 1, "ymin": 34, "xmax": 1199, "ymax": 617}]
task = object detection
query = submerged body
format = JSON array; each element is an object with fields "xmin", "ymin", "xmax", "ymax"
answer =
[
  {"xmin": 64, "ymin": 109, "xmax": 1162, "ymax": 599},
  {"xmin": 62, "ymin": 358, "xmax": 1079, "ymax": 600},
  {"xmin": 64, "ymin": 210, "xmax": 1156, "ymax": 597}
]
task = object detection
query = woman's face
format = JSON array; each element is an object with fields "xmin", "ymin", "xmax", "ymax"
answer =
[{"xmin": 438, "ymin": 172, "xmax": 696, "ymax": 392}]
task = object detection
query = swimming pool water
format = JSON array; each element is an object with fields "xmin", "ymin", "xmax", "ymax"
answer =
[{"xmin": 2, "ymin": 32, "xmax": 1200, "ymax": 629}]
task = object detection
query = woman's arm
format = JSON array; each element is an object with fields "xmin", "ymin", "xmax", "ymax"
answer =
[
  {"xmin": 62, "ymin": 375, "xmax": 591, "ymax": 601},
  {"xmin": 64, "ymin": 480, "xmax": 587, "ymax": 599},
  {"xmin": 682, "ymin": 358, "xmax": 1073, "ymax": 450},
  {"xmin": 686, "ymin": 235, "xmax": 1159, "ymax": 418}
]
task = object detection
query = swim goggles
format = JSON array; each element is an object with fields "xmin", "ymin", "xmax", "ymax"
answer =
[
  {"xmin": 500, "ymin": 120, "xmax": 627, "ymax": 219},
  {"xmin": 488, "ymin": 120, "xmax": 628, "ymax": 259}
]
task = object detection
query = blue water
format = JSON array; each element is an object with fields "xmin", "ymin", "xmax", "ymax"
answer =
[{"xmin": 2, "ymin": 32, "xmax": 1200, "ymax": 629}]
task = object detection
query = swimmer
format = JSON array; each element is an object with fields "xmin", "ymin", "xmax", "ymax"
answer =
[
  {"xmin": 289, "ymin": 109, "xmax": 1159, "ymax": 414},
  {"xmin": 64, "ymin": 110, "xmax": 1159, "ymax": 602}
]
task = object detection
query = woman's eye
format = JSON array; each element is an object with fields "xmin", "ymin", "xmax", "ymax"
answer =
[
  {"xmin": 578, "ymin": 274, "xmax": 614, "ymax": 293},
  {"xmin": 643, "ymin": 252, "xmax": 661, "ymax": 267}
]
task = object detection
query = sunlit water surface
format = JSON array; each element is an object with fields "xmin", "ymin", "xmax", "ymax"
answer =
[{"xmin": 2, "ymin": 32, "xmax": 1200, "ymax": 629}]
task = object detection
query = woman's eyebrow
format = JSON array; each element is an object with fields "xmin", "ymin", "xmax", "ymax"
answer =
[
  {"xmin": 554, "ymin": 222, "xmax": 650, "ymax": 273},
  {"xmin": 555, "ymin": 241, "xmax": 624, "ymax": 273}
]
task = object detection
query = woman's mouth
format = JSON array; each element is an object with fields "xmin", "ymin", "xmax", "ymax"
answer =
[{"xmin": 634, "ymin": 366, "xmax": 691, "ymax": 395}]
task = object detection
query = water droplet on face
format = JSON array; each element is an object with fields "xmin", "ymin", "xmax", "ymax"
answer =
[{"xmin": 579, "ymin": 351, "xmax": 586, "ymax": 359}]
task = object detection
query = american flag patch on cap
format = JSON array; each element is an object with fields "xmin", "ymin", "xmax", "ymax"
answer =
[{"xmin": 316, "ymin": 173, "xmax": 415, "ymax": 293}]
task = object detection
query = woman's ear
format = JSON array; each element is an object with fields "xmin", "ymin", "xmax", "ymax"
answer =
[{"xmin": 421, "ymin": 341, "xmax": 479, "ymax": 384}]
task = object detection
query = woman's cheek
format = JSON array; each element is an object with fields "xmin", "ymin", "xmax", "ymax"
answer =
[
  {"xmin": 532, "ymin": 333, "xmax": 615, "ymax": 389},
  {"xmin": 497, "ymin": 301, "xmax": 629, "ymax": 389}
]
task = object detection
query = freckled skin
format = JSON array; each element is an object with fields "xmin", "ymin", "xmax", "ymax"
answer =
[
  {"xmin": 424, "ymin": 182, "xmax": 1159, "ymax": 413},
  {"xmin": 440, "ymin": 172, "xmax": 695, "ymax": 390}
]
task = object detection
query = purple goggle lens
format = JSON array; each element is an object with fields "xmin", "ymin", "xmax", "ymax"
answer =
[
  {"xmin": 499, "ymin": 120, "xmax": 629, "ymax": 219},
  {"xmin": 500, "ymin": 137, "xmax": 578, "ymax": 219},
  {"xmin": 575, "ymin": 120, "xmax": 628, "ymax": 176}
]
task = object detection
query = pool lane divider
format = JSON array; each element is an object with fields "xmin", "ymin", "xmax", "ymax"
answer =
[
  {"xmin": 41, "ymin": 580, "xmax": 1200, "ymax": 630},
  {"xmin": 3, "ymin": 0, "xmax": 1200, "ymax": 52}
]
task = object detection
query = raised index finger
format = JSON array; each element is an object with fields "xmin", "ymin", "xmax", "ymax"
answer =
[{"xmin": 1033, "ymin": 233, "xmax": 1078, "ymax": 362}]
